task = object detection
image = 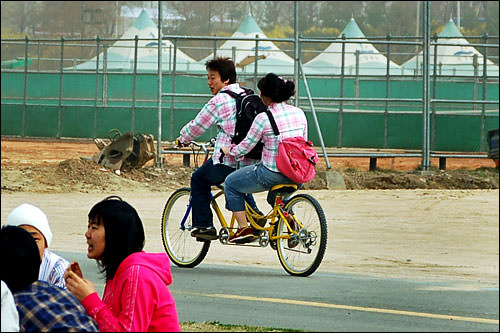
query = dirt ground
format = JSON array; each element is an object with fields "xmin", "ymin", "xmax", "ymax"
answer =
[{"xmin": 1, "ymin": 138, "xmax": 499, "ymax": 288}]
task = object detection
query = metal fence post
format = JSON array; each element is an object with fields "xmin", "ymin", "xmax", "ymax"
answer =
[
  {"xmin": 132, "ymin": 35, "xmax": 138, "ymax": 132},
  {"xmin": 473, "ymin": 54, "xmax": 478, "ymax": 112},
  {"xmin": 94, "ymin": 36, "xmax": 100, "ymax": 139},
  {"xmin": 338, "ymin": 33, "xmax": 346, "ymax": 148},
  {"xmin": 421, "ymin": 1, "xmax": 431, "ymax": 170},
  {"xmin": 156, "ymin": 0, "xmax": 163, "ymax": 168},
  {"xmin": 384, "ymin": 33, "xmax": 391, "ymax": 148},
  {"xmin": 58, "ymin": 36, "xmax": 64, "ymax": 138},
  {"xmin": 431, "ymin": 33, "xmax": 438, "ymax": 150},
  {"xmin": 102, "ymin": 44, "xmax": 108, "ymax": 107},
  {"xmin": 480, "ymin": 33, "xmax": 488, "ymax": 152},
  {"xmin": 355, "ymin": 50, "xmax": 359, "ymax": 110},
  {"xmin": 294, "ymin": 1, "xmax": 299, "ymax": 107},
  {"xmin": 254, "ymin": 34, "xmax": 259, "ymax": 92},
  {"xmin": 169, "ymin": 38, "xmax": 177, "ymax": 142},
  {"xmin": 22, "ymin": 36, "xmax": 28, "ymax": 137}
]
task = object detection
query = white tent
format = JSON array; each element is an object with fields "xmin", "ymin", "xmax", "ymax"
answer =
[
  {"xmin": 401, "ymin": 19, "xmax": 499, "ymax": 77},
  {"xmin": 303, "ymin": 18, "xmax": 401, "ymax": 76},
  {"xmin": 70, "ymin": 10, "xmax": 205, "ymax": 73},
  {"xmin": 201, "ymin": 14, "xmax": 296, "ymax": 75}
]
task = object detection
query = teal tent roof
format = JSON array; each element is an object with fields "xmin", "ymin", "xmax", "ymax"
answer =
[
  {"xmin": 237, "ymin": 14, "xmax": 264, "ymax": 35},
  {"xmin": 439, "ymin": 18, "xmax": 463, "ymax": 38},
  {"xmin": 341, "ymin": 18, "xmax": 365, "ymax": 38},
  {"xmin": 133, "ymin": 9, "xmax": 156, "ymax": 30}
]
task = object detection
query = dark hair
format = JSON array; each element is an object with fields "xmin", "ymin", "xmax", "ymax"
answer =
[
  {"xmin": 205, "ymin": 57, "xmax": 237, "ymax": 84},
  {"xmin": 88, "ymin": 196, "xmax": 145, "ymax": 281},
  {"xmin": 257, "ymin": 73, "xmax": 295, "ymax": 103},
  {"xmin": 0, "ymin": 225, "xmax": 41, "ymax": 292}
]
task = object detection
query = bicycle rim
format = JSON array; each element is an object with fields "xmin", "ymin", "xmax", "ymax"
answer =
[
  {"xmin": 276, "ymin": 194, "xmax": 327, "ymax": 277},
  {"xmin": 161, "ymin": 188, "xmax": 210, "ymax": 268}
]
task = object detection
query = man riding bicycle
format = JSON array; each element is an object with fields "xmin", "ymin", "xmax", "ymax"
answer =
[{"xmin": 175, "ymin": 57, "xmax": 260, "ymax": 241}]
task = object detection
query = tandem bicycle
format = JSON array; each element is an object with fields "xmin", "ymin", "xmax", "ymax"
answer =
[{"xmin": 161, "ymin": 140, "xmax": 327, "ymax": 277}]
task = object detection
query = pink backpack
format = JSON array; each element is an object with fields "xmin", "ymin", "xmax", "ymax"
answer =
[
  {"xmin": 276, "ymin": 136, "xmax": 318, "ymax": 183},
  {"xmin": 265, "ymin": 111, "xmax": 319, "ymax": 184}
]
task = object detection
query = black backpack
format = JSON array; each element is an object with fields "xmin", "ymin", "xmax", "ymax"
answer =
[{"xmin": 221, "ymin": 87, "xmax": 273, "ymax": 160}]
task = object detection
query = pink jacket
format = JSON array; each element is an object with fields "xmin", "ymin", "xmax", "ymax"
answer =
[{"xmin": 81, "ymin": 252, "xmax": 180, "ymax": 332}]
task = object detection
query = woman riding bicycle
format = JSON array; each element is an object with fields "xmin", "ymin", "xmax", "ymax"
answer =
[{"xmin": 222, "ymin": 73, "xmax": 308, "ymax": 243}]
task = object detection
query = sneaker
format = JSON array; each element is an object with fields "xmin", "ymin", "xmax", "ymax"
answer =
[
  {"xmin": 229, "ymin": 226, "xmax": 254, "ymax": 243},
  {"xmin": 191, "ymin": 226, "xmax": 218, "ymax": 241}
]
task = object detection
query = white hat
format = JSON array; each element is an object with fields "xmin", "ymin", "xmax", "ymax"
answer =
[{"xmin": 5, "ymin": 203, "xmax": 53, "ymax": 247}]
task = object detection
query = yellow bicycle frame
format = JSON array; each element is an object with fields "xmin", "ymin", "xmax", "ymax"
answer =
[{"xmin": 209, "ymin": 184, "xmax": 300, "ymax": 240}]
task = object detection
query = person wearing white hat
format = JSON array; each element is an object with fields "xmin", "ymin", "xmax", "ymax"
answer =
[{"xmin": 5, "ymin": 203, "xmax": 70, "ymax": 289}]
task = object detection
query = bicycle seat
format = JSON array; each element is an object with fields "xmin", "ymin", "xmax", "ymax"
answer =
[{"xmin": 270, "ymin": 184, "xmax": 298, "ymax": 193}]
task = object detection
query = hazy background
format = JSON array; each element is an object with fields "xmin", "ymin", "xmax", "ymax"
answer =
[{"xmin": 1, "ymin": 1, "xmax": 499, "ymax": 64}]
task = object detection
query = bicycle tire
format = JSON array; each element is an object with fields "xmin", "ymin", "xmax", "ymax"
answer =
[
  {"xmin": 276, "ymin": 194, "xmax": 327, "ymax": 277},
  {"xmin": 161, "ymin": 188, "xmax": 210, "ymax": 268}
]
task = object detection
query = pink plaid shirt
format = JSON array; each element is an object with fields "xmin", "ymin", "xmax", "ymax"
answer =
[
  {"xmin": 228, "ymin": 102, "xmax": 308, "ymax": 172},
  {"xmin": 178, "ymin": 83, "xmax": 255, "ymax": 168}
]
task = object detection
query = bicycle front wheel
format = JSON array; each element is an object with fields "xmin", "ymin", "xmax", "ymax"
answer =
[
  {"xmin": 276, "ymin": 194, "xmax": 327, "ymax": 277},
  {"xmin": 161, "ymin": 188, "xmax": 210, "ymax": 268}
]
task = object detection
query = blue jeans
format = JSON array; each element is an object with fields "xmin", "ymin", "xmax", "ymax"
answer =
[
  {"xmin": 224, "ymin": 162, "xmax": 298, "ymax": 212},
  {"xmin": 190, "ymin": 158, "xmax": 259, "ymax": 228}
]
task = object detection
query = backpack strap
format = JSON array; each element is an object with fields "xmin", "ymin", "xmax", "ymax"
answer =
[
  {"xmin": 264, "ymin": 110, "xmax": 280, "ymax": 136},
  {"xmin": 220, "ymin": 89, "xmax": 239, "ymax": 99}
]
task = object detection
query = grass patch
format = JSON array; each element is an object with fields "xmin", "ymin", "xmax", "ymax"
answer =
[{"xmin": 180, "ymin": 321, "xmax": 307, "ymax": 332}]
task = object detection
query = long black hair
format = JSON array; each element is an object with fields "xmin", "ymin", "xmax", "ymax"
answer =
[
  {"xmin": 88, "ymin": 196, "xmax": 145, "ymax": 281},
  {"xmin": 257, "ymin": 73, "xmax": 295, "ymax": 103}
]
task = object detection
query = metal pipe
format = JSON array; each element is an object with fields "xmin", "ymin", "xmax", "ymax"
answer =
[
  {"xmin": 102, "ymin": 45, "xmax": 108, "ymax": 107},
  {"xmin": 94, "ymin": 36, "xmax": 100, "ymax": 139},
  {"xmin": 384, "ymin": 34, "xmax": 391, "ymax": 148},
  {"xmin": 156, "ymin": 0, "xmax": 163, "ymax": 168},
  {"xmin": 299, "ymin": 60, "xmax": 330, "ymax": 169},
  {"xmin": 294, "ymin": 1, "xmax": 299, "ymax": 107},
  {"xmin": 422, "ymin": 1, "xmax": 431, "ymax": 170},
  {"xmin": 22, "ymin": 36, "xmax": 28, "ymax": 137},
  {"xmin": 431, "ymin": 34, "xmax": 438, "ymax": 150},
  {"xmin": 355, "ymin": 50, "xmax": 359, "ymax": 111},
  {"xmin": 254, "ymin": 35, "xmax": 258, "ymax": 92},
  {"xmin": 481, "ymin": 33, "xmax": 488, "ymax": 152},
  {"xmin": 170, "ymin": 39, "xmax": 178, "ymax": 142},
  {"xmin": 132, "ymin": 35, "xmax": 138, "ymax": 132},
  {"xmin": 338, "ymin": 33, "xmax": 346, "ymax": 148},
  {"xmin": 58, "ymin": 36, "xmax": 64, "ymax": 138}
]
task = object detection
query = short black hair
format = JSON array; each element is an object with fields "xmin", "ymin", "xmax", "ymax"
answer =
[
  {"xmin": 205, "ymin": 57, "xmax": 237, "ymax": 84},
  {"xmin": 88, "ymin": 196, "xmax": 145, "ymax": 281},
  {"xmin": 257, "ymin": 73, "xmax": 295, "ymax": 103},
  {"xmin": 0, "ymin": 225, "xmax": 41, "ymax": 292}
]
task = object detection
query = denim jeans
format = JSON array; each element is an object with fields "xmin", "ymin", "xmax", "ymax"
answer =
[
  {"xmin": 190, "ymin": 158, "xmax": 259, "ymax": 228},
  {"xmin": 224, "ymin": 162, "xmax": 297, "ymax": 212}
]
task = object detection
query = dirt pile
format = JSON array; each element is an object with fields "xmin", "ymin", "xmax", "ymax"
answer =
[{"xmin": 1, "ymin": 157, "xmax": 497, "ymax": 193}]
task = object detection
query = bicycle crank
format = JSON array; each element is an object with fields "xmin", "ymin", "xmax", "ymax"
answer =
[
  {"xmin": 258, "ymin": 230, "xmax": 270, "ymax": 247},
  {"xmin": 219, "ymin": 227, "xmax": 230, "ymax": 244}
]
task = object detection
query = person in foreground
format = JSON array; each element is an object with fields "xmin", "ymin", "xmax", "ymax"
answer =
[
  {"xmin": 176, "ymin": 56, "xmax": 260, "ymax": 241},
  {"xmin": 5, "ymin": 203, "xmax": 70, "ymax": 289},
  {"xmin": 222, "ymin": 73, "xmax": 307, "ymax": 243},
  {"xmin": 0, "ymin": 225, "xmax": 98, "ymax": 332},
  {"xmin": 64, "ymin": 195, "xmax": 180, "ymax": 332}
]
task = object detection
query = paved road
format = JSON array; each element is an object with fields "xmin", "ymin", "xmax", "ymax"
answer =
[{"xmin": 59, "ymin": 251, "xmax": 498, "ymax": 332}]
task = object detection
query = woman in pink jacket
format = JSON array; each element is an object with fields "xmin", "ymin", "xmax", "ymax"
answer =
[{"xmin": 64, "ymin": 196, "xmax": 180, "ymax": 332}]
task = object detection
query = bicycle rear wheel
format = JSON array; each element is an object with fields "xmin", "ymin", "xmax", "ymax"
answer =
[
  {"xmin": 276, "ymin": 194, "xmax": 327, "ymax": 277},
  {"xmin": 161, "ymin": 188, "xmax": 210, "ymax": 268}
]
